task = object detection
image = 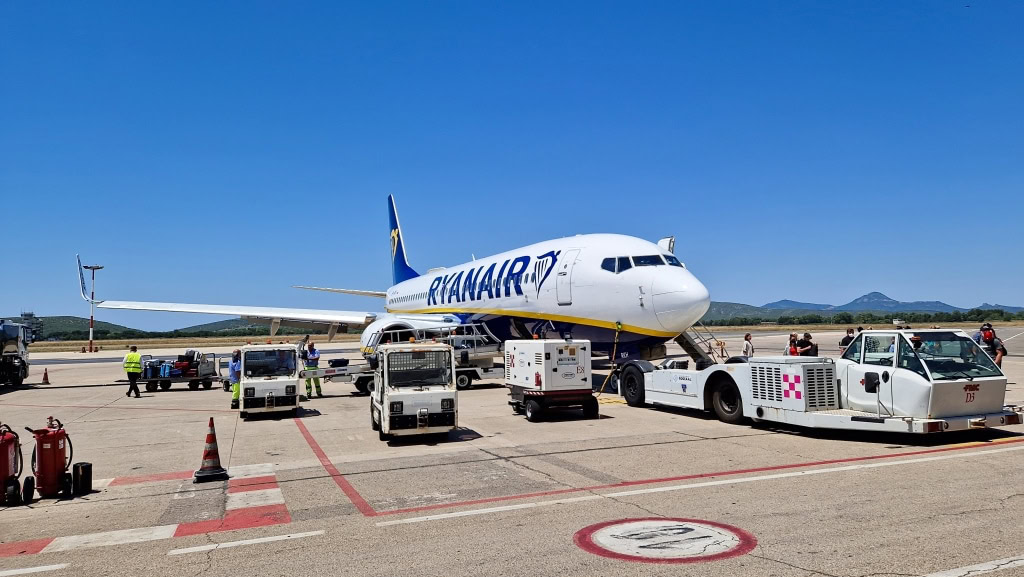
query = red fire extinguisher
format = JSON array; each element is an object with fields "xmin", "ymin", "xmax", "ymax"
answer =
[
  {"xmin": 1, "ymin": 422, "xmax": 31, "ymax": 505},
  {"xmin": 24, "ymin": 417, "xmax": 74, "ymax": 500}
]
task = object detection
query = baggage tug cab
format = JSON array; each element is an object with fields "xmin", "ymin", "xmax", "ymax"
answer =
[
  {"xmin": 239, "ymin": 344, "xmax": 301, "ymax": 419},
  {"xmin": 370, "ymin": 342, "xmax": 458, "ymax": 441}
]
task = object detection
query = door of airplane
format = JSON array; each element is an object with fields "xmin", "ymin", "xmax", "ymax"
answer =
[{"xmin": 556, "ymin": 249, "xmax": 580, "ymax": 306}]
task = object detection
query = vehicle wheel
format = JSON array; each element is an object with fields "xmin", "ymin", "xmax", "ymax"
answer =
[
  {"xmin": 582, "ymin": 396, "xmax": 599, "ymax": 419},
  {"xmin": 21, "ymin": 476, "xmax": 34, "ymax": 505},
  {"xmin": 292, "ymin": 408, "xmax": 300, "ymax": 418},
  {"xmin": 712, "ymin": 379, "xmax": 744, "ymax": 424},
  {"xmin": 60, "ymin": 473, "xmax": 73, "ymax": 500},
  {"xmin": 223, "ymin": 380, "xmax": 231, "ymax": 392},
  {"xmin": 159, "ymin": 381, "xmax": 172, "ymax": 390},
  {"xmin": 512, "ymin": 403, "xmax": 524, "ymax": 415},
  {"xmin": 370, "ymin": 407, "xmax": 379, "ymax": 431},
  {"xmin": 455, "ymin": 373, "xmax": 473, "ymax": 390},
  {"xmin": 239, "ymin": 411, "xmax": 248, "ymax": 419},
  {"xmin": 3, "ymin": 478, "xmax": 20, "ymax": 505},
  {"xmin": 202, "ymin": 379, "xmax": 213, "ymax": 390},
  {"xmin": 11, "ymin": 376, "xmax": 23, "ymax": 387},
  {"xmin": 145, "ymin": 382, "xmax": 158, "ymax": 392},
  {"xmin": 354, "ymin": 378, "xmax": 370, "ymax": 395},
  {"xmin": 378, "ymin": 428, "xmax": 390, "ymax": 442},
  {"xmin": 621, "ymin": 365, "xmax": 646, "ymax": 407},
  {"xmin": 524, "ymin": 399, "xmax": 543, "ymax": 422},
  {"xmin": 187, "ymin": 381, "xmax": 200, "ymax": 391}
]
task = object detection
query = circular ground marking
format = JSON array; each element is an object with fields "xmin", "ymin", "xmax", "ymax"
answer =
[{"xmin": 573, "ymin": 517, "xmax": 757, "ymax": 564}]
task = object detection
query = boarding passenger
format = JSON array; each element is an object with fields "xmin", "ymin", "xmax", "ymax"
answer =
[
  {"xmin": 123, "ymin": 345, "xmax": 143, "ymax": 398},
  {"xmin": 797, "ymin": 333, "xmax": 816, "ymax": 356},
  {"xmin": 974, "ymin": 323, "xmax": 1008, "ymax": 367},
  {"xmin": 785, "ymin": 333, "xmax": 798, "ymax": 356},
  {"xmin": 229, "ymin": 350, "xmax": 242, "ymax": 409},
  {"xmin": 304, "ymin": 342, "xmax": 323, "ymax": 398},
  {"xmin": 839, "ymin": 328, "xmax": 855, "ymax": 354},
  {"xmin": 742, "ymin": 333, "xmax": 754, "ymax": 357}
]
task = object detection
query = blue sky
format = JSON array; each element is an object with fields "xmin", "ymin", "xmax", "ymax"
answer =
[{"xmin": 2, "ymin": 1, "xmax": 1021, "ymax": 330}]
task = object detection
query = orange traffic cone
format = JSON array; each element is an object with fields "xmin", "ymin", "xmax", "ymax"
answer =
[
  {"xmin": 42, "ymin": 369, "xmax": 50, "ymax": 385},
  {"xmin": 193, "ymin": 418, "xmax": 229, "ymax": 483}
]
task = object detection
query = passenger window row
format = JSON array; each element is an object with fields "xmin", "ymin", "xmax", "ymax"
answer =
[{"xmin": 600, "ymin": 254, "xmax": 684, "ymax": 273}]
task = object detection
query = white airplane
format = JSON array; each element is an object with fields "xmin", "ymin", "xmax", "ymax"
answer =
[{"xmin": 79, "ymin": 196, "xmax": 711, "ymax": 362}]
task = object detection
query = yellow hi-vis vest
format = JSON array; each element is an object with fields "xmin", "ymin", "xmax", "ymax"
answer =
[{"xmin": 123, "ymin": 352, "xmax": 142, "ymax": 373}]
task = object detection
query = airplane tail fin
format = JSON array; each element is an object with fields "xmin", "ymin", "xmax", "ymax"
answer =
[{"xmin": 388, "ymin": 195, "xmax": 420, "ymax": 284}]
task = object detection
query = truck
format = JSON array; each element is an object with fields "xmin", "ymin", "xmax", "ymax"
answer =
[
  {"xmin": 504, "ymin": 339, "xmax": 598, "ymax": 422},
  {"xmin": 0, "ymin": 320, "xmax": 32, "ymax": 387},
  {"xmin": 238, "ymin": 344, "xmax": 302, "ymax": 419},
  {"xmin": 616, "ymin": 329, "xmax": 1023, "ymax": 434},
  {"xmin": 140, "ymin": 350, "xmax": 221, "ymax": 392},
  {"xmin": 304, "ymin": 323, "xmax": 502, "ymax": 394},
  {"xmin": 368, "ymin": 342, "xmax": 458, "ymax": 441}
]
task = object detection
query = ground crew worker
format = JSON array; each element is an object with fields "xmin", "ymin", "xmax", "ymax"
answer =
[
  {"xmin": 304, "ymin": 342, "xmax": 322, "ymax": 398},
  {"xmin": 229, "ymin": 349, "xmax": 242, "ymax": 409},
  {"xmin": 974, "ymin": 323, "xmax": 1008, "ymax": 367},
  {"xmin": 123, "ymin": 345, "xmax": 142, "ymax": 398}
]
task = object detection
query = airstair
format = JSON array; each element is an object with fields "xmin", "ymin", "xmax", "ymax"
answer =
[{"xmin": 674, "ymin": 322, "xmax": 729, "ymax": 369}]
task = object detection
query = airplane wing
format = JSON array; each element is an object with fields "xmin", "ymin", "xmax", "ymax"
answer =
[
  {"xmin": 292, "ymin": 286, "xmax": 387, "ymax": 298},
  {"xmin": 96, "ymin": 301, "xmax": 377, "ymax": 340}
]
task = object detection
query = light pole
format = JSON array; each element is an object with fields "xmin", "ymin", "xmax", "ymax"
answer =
[{"xmin": 82, "ymin": 264, "xmax": 104, "ymax": 353}]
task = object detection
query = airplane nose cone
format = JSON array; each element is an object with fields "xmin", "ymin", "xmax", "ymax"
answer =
[{"xmin": 652, "ymin": 270, "xmax": 711, "ymax": 332}]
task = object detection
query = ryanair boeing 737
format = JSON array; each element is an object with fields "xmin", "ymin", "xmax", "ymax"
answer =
[{"xmin": 80, "ymin": 196, "xmax": 710, "ymax": 363}]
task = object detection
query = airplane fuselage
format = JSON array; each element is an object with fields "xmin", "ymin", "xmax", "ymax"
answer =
[{"xmin": 381, "ymin": 234, "xmax": 710, "ymax": 360}]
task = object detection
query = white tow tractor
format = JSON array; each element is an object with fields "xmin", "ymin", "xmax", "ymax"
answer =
[
  {"xmin": 369, "ymin": 342, "xmax": 458, "ymax": 441},
  {"xmin": 238, "ymin": 344, "xmax": 302, "ymax": 419},
  {"xmin": 505, "ymin": 339, "xmax": 598, "ymax": 422},
  {"xmin": 617, "ymin": 329, "xmax": 1023, "ymax": 434}
]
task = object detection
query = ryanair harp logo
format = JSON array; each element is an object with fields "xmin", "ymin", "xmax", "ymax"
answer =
[{"xmin": 390, "ymin": 228, "xmax": 399, "ymax": 260}]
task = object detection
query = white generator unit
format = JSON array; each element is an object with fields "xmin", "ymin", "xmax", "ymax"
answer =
[{"xmin": 504, "ymin": 339, "xmax": 597, "ymax": 422}]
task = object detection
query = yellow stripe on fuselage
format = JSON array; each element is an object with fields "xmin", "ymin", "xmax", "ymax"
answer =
[{"xmin": 383, "ymin": 307, "xmax": 678, "ymax": 338}]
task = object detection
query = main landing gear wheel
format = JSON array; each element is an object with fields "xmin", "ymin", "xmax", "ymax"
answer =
[
  {"xmin": 621, "ymin": 365, "xmax": 645, "ymax": 407},
  {"xmin": 455, "ymin": 373, "xmax": 473, "ymax": 390},
  {"xmin": 524, "ymin": 399, "xmax": 543, "ymax": 422},
  {"xmin": 712, "ymin": 380, "xmax": 744, "ymax": 424}
]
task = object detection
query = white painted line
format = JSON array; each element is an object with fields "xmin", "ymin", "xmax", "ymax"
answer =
[
  {"xmin": 0, "ymin": 565, "xmax": 68, "ymax": 577},
  {"xmin": 922, "ymin": 554, "xmax": 1024, "ymax": 577},
  {"xmin": 42, "ymin": 525, "xmax": 179, "ymax": 552},
  {"xmin": 92, "ymin": 478, "xmax": 113, "ymax": 489},
  {"xmin": 225, "ymin": 488, "xmax": 284, "ymax": 510},
  {"xmin": 376, "ymin": 444, "xmax": 1024, "ymax": 526},
  {"xmin": 1002, "ymin": 330, "xmax": 1024, "ymax": 342},
  {"xmin": 227, "ymin": 463, "xmax": 274, "ymax": 479},
  {"xmin": 167, "ymin": 530, "xmax": 324, "ymax": 556}
]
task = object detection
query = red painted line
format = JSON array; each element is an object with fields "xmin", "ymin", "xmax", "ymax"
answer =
[
  {"xmin": 173, "ymin": 504, "xmax": 291, "ymax": 537},
  {"xmin": 574, "ymin": 517, "xmax": 757, "ymax": 564},
  {"xmin": 0, "ymin": 402, "xmax": 235, "ymax": 414},
  {"xmin": 293, "ymin": 418, "xmax": 377, "ymax": 517},
  {"xmin": 376, "ymin": 436, "xmax": 1024, "ymax": 517},
  {"xmin": 227, "ymin": 475, "xmax": 279, "ymax": 494},
  {"xmin": 108, "ymin": 470, "xmax": 194, "ymax": 486},
  {"xmin": 0, "ymin": 538, "xmax": 55, "ymax": 558}
]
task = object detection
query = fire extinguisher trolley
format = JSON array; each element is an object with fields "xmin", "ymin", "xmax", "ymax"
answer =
[
  {"xmin": 25, "ymin": 417, "xmax": 74, "ymax": 500},
  {"xmin": 1, "ymin": 421, "xmax": 30, "ymax": 505}
]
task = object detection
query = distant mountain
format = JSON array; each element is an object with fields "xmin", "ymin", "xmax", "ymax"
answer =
[
  {"xmin": 762, "ymin": 300, "xmax": 833, "ymax": 311},
  {"xmin": 2, "ymin": 316, "xmax": 135, "ymax": 339},
  {"xmin": 834, "ymin": 292, "xmax": 961, "ymax": 313},
  {"xmin": 978, "ymin": 303, "xmax": 1024, "ymax": 313}
]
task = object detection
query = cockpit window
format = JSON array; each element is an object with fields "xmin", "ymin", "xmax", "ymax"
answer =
[
  {"xmin": 616, "ymin": 256, "xmax": 632, "ymax": 273},
  {"xmin": 664, "ymin": 255, "xmax": 684, "ymax": 268},
  {"xmin": 601, "ymin": 258, "xmax": 615, "ymax": 273},
  {"xmin": 601, "ymin": 256, "xmax": 635, "ymax": 274},
  {"xmin": 632, "ymin": 255, "xmax": 665, "ymax": 266}
]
